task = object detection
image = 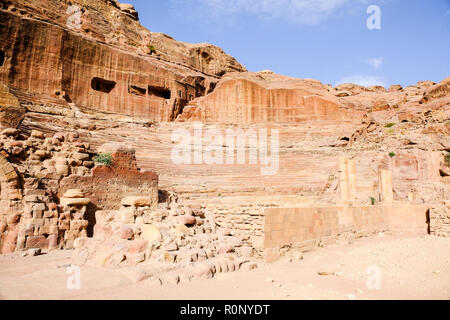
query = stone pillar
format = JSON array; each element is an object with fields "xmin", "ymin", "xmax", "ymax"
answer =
[
  {"xmin": 59, "ymin": 189, "xmax": 91, "ymax": 249},
  {"xmin": 379, "ymin": 169, "xmax": 394, "ymax": 202},
  {"xmin": 347, "ymin": 158, "xmax": 357, "ymax": 200},
  {"xmin": 339, "ymin": 157, "xmax": 349, "ymax": 203}
]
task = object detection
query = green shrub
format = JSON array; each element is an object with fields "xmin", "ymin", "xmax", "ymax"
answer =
[
  {"xmin": 148, "ymin": 45, "xmax": 156, "ymax": 54},
  {"xmin": 385, "ymin": 123, "xmax": 396, "ymax": 128},
  {"xmin": 445, "ymin": 152, "xmax": 450, "ymax": 167},
  {"xmin": 370, "ymin": 197, "xmax": 376, "ymax": 205},
  {"xmin": 389, "ymin": 152, "xmax": 396, "ymax": 158},
  {"xmin": 94, "ymin": 153, "xmax": 113, "ymax": 167}
]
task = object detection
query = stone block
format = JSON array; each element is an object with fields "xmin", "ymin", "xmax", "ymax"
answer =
[
  {"xmin": 60, "ymin": 197, "xmax": 90, "ymax": 206},
  {"xmin": 63, "ymin": 189, "xmax": 85, "ymax": 198},
  {"xmin": 140, "ymin": 224, "xmax": 162, "ymax": 244},
  {"xmin": 121, "ymin": 196, "xmax": 153, "ymax": 207}
]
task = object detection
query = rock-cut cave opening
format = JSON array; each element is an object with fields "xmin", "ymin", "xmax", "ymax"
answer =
[
  {"xmin": 91, "ymin": 77, "xmax": 116, "ymax": 93},
  {"xmin": 0, "ymin": 50, "xmax": 5, "ymax": 66},
  {"xmin": 128, "ymin": 85, "xmax": 147, "ymax": 96},
  {"xmin": 148, "ymin": 85, "xmax": 171, "ymax": 99}
]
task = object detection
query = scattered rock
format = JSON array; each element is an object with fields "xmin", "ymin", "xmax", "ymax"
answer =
[
  {"xmin": 317, "ymin": 267, "xmax": 334, "ymax": 276},
  {"xmin": 172, "ymin": 224, "xmax": 190, "ymax": 237},
  {"xmin": 178, "ymin": 215, "xmax": 196, "ymax": 226},
  {"xmin": 140, "ymin": 224, "xmax": 162, "ymax": 244},
  {"xmin": 27, "ymin": 248, "xmax": 42, "ymax": 256}
]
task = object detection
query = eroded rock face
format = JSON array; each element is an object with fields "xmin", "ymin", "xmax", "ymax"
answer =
[
  {"xmin": 423, "ymin": 77, "xmax": 450, "ymax": 103},
  {"xmin": 0, "ymin": 1, "xmax": 245, "ymax": 122},
  {"xmin": 149, "ymin": 33, "xmax": 247, "ymax": 76},
  {"xmin": 1, "ymin": 0, "xmax": 245, "ymax": 73},
  {"xmin": 0, "ymin": 84, "xmax": 25, "ymax": 129},
  {"xmin": 178, "ymin": 72, "xmax": 364, "ymax": 124}
]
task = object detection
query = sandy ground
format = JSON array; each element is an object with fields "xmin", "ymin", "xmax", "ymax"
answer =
[{"xmin": 1, "ymin": 234, "xmax": 449, "ymax": 300}]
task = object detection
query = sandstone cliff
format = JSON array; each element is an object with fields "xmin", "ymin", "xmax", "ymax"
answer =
[
  {"xmin": 0, "ymin": 0, "xmax": 246, "ymax": 122},
  {"xmin": 0, "ymin": 0, "xmax": 449, "ymax": 261},
  {"xmin": 1, "ymin": 0, "xmax": 246, "ymax": 75},
  {"xmin": 177, "ymin": 71, "xmax": 365, "ymax": 124}
]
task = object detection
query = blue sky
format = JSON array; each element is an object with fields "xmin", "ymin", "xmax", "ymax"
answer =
[{"xmin": 130, "ymin": 0, "xmax": 450, "ymax": 88}]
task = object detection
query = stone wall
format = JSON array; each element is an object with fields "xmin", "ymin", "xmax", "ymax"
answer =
[
  {"xmin": 59, "ymin": 144, "xmax": 158, "ymax": 211},
  {"xmin": 0, "ymin": 128, "xmax": 95, "ymax": 253},
  {"xmin": 263, "ymin": 203, "xmax": 429, "ymax": 261},
  {"xmin": 0, "ymin": 128, "xmax": 159, "ymax": 253},
  {"xmin": 429, "ymin": 204, "xmax": 450, "ymax": 237},
  {"xmin": 206, "ymin": 205, "xmax": 265, "ymax": 254}
]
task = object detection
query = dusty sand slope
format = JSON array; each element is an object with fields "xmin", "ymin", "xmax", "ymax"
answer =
[{"xmin": 0, "ymin": 235, "xmax": 449, "ymax": 300}]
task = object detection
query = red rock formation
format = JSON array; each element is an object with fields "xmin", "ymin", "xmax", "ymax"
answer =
[
  {"xmin": 1, "ymin": 0, "xmax": 246, "ymax": 74},
  {"xmin": 0, "ymin": 1, "xmax": 245, "ymax": 122},
  {"xmin": 178, "ymin": 72, "xmax": 364, "ymax": 124},
  {"xmin": 0, "ymin": 84, "xmax": 25, "ymax": 129},
  {"xmin": 423, "ymin": 77, "xmax": 450, "ymax": 103},
  {"xmin": 0, "ymin": 0, "xmax": 449, "ymax": 261}
]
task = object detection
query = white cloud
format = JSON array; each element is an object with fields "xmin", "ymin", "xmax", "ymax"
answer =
[
  {"xmin": 173, "ymin": 0, "xmax": 368, "ymax": 25},
  {"xmin": 337, "ymin": 75, "xmax": 387, "ymax": 87},
  {"xmin": 368, "ymin": 57, "xmax": 383, "ymax": 69}
]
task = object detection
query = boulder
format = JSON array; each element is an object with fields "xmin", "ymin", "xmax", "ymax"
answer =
[
  {"xmin": 140, "ymin": 224, "xmax": 162, "ymax": 244},
  {"xmin": 172, "ymin": 224, "xmax": 190, "ymax": 237},
  {"xmin": 178, "ymin": 215, "xmax": 196, "ymax": 226},
  {"xmin": 120, "ymin": 225, "xmax": 134, "ymax": 240}
]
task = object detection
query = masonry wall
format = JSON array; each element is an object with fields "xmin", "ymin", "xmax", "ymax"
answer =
[
  {"xmin": 429, "ymin": 204, "xmax": 450, "ymax": 237},
  {"xmin": 263, "ymin": 203, "xmax": 429, "ymax": 261},
  {"xmin": 59, "ymin": 166, "xmax": 158, "ymax": 211},
  {"xmin": 207, "ymin": 205, "xmax": 265, "ymax": 253},
  {"xmin": 0, "ymin": 129, "xmax": 159, "ymax": 253}
]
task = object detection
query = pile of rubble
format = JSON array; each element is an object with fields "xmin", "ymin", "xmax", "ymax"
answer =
[
  {"xmin": 71, "ymin": 197, "xmax": 259, "ymax": 284},
  {"xmin": 0, "ymin": 128, "xmax": 94, "ymax": 253}
]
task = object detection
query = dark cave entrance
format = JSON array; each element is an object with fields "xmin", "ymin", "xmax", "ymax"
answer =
[
  {"xmin": 148, "ymin": 85, "xmax": 171, "ymax": 99},
  {"xmin": 91, "ymin": 77, "xmax": 116, "ymax": 93},
  {"xmin": 0, "ymin": 50, "xmax": 5, "ymax": 66}
]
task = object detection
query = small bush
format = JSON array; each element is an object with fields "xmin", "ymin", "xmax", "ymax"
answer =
[
  {"xmin": 94, "ymin": 153, "xmax": 113, "ymax": 167},
  {"xmin": 445, "ymin": 152, "xmax": 450, "ymax": 167},
  {"xmin": 385, "ymin": 123, "xmax": 396, "ymax": 128},
  {"xmin": 370, "ymin": 197, "xmax": 376, "ymax": 205},
  {"xmin": 148, "ymin": 45, "xmax": 156, "ymax": 54},
  {"xmin": 389, "ymin": 152, "xmax": 396, "ymax": 158}
]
